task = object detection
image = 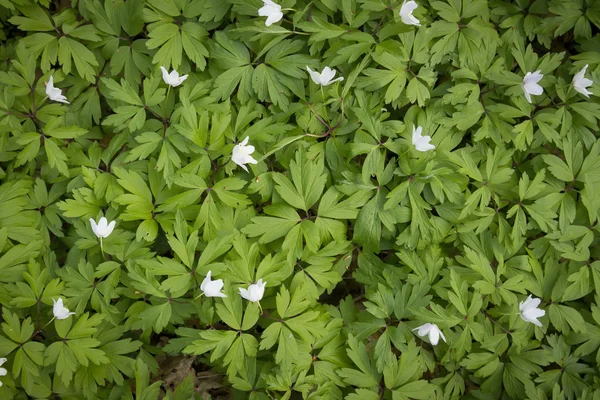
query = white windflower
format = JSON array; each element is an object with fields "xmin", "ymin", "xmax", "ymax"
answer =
[
  {"xmin": 413, "ymin": 323, "xmax": 446, "ymax": 346},
  {"xmin": 412, "ymin": 125, "xmax": 435, "ymax": 152},
  {"xmin": 306, "ymin": 66, "xmax": 344, "ymax": 86},
  {"xmin": 522, "ymin": 70, "xmax": 544, "ymax": 103},
  {"xmin": 232, "ymin": 136, "xmax": 258, "ymax": 172},
  {"xmin": 239, "ymin": 279, "xmax": 266, "ymax": 303},
  {"xmin": 519, "ymin": 295, "xmax": 545, "ymax": 327},
  {"xmin": 52, "ymin": 298, "xmax": 75, "ymax": 320},
  {"xmin": 400, "ymin": 0, "xmax": 420, "ymax": 26},
  {"xmin": 200, "ymin": 271, "xmax": 227, "ymax": 298},
  {"xmin": 89, "ymin": 217, "xmax": 116, "ymax": 239},
  {"xmin": 0, "ymin": 357, "xmax": 7, "ymax": 387},
  {"xmin": 258, "ymin": 0, "xmax": 283, "ymax": 26},
  {"xmin": 572, "ymin": 64, "xmax": 593, "ymax": 98},
  {"xmin": 45, "ymin": 75, "xmax": 69, "ymax": 104},
  {"xmin": 160, "ymin": 66, "xmax": 188, "ymax": 87}
]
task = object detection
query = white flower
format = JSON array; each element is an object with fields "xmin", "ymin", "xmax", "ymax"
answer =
[
  {"xmin": 400, "ymin": 0, "xmax": 420, "ymax": 26},
  {"xmin": 89, "ymin": 217, "xmax": 116, "ymax": 239},
  {"xmin": 413, "ymin": 323, "xmax": 446, "ymax": 346},
  {"xmin": 45, "ymin": 75, "xmax": 69, "ymax": 104},
  {"xmin": 306, "ymin": 66, "xmax": 344, "ymax": 86},
  {"xmin": 0, "ymin": 357, "xmax": 6, "ymax": 387},
  {"xmin": 519, "ymin": 295, "xmax": 545, "ymax": 327},
  {"xmin": 239, "ymin": 279, "xmax": 266, "ymax": 303},
  {"xmin": 52, "ymin": 298, "xmax": 75, "ymax": 320},
  {"xmin": 412, "ymin": 125, "xmax": 435, "ymax": 152},
  {"xmin": 258, "ymin": 0, "xmax": 283, "ymax": 26},
  {"xmin": 160, "ymin": 66, "xmax": 188, "ymax": 87},
  {"xmin": 200, "ymin": 271, "xmax": 227, "ymax": 298},
  {"xmin": 522, "ymin": 70, "xmax": 544, "ymax": 103},
  {"xmin": 572, "ymin": 64, "xmax": 593, "ymax": 98},
  {"xmin": 232, "ymin": 136, "xmax": 258, "ymax": 172}
]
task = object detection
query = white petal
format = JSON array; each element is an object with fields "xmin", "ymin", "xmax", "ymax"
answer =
[
  {"xmin": 522, "ymin": 86, "xmax": 532, "ymax": 103},
  {"xmin": 46, "ymin": 76, "xmax": 55, "ymax": 97},
  {"xmin": 413, "ymin": 323, "xmax": 432, "ymax": 337},
  {"xmin": 239, "ymin": 287, "xmax": 250, "ymax": 300},
  {"xmin": 177, "ymin": 75, "xmax": 188, "ymax": 86},
  {"xmin": 200, "ymin": 272, "xmax": 211, "ymax": 291},
  {"xmin": 321, "ymin": 67, "xmax": 336, "ymax": 84},
  {"xmin": 523, "ymin": 308, "xmax": 545, "ymax": 320},
  {"xmin": 519, "ymin": 295, "xmax": 533, "ymax": 311},
  {"xmin": 105, "ymin": 220, "xmax": 116, "ymax": 237},
  {"xmin": 98, "ymin": 217, "xmax": 108, "ymax": 230},
  {"xmin": 211, "ymin": 278, "xmax": 224, "ymax": 292},
  {"xmin": 306, "ymin": 66, "xmax": 322, "ymax": 85},
  {"xmin": 526, "ymin": 297, "xmax": 541, "ymax": 310},
  {"xmin": 414, "ymin": 136, "xmax": 435, "ymax": 152},
  {"xmin": 402, "ymin": 0, "xmax": 419, "ymax": 14},
  {"xmin": 400, "ymin": 1, "xmax": 420, "ymax": 25},
  {"xmin": 438, "ymin": 329, "xmax": 447, "ymax": 343},
  {"xmin": 258, "ymin": 4, "xmax": 274, "ymax": 16},
  {"xmin": 160, "ymin": 66, "xmax": 170, "ymax": 85},
  {"xmin": 573, "ymin": 64, "xmax": 588, "ymax": 82},
  {"xmin": 55, "ymin": 95, "xmax": 70, "ymax": 104},
  {"xmin": 89, "ymin": 218, "xmax": 98, "ymax": 236},
  {"xmin": 524, "ymin": 82, "xmax": 543, "ymax": 96},
  {"xmin": 265, "ymin": 11, "xmax": 283, "ymax": 26},
  {"xmin": 574, "ymin": 86, "xmax": 593, "ymax": 98},
  {"xmin": 429, "ymin": 327, "xmax": 440, "ymax": 345},
  {"xmin": 412, "ymin": 125, "xmax": 422, "ymax": 139}
]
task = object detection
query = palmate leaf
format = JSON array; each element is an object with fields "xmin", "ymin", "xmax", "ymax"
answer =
[
  {"xmin": 184, "ymin": 290, "xmax": 258, "ymax": 377},
  {"xmin": 210, "ymin": 32, "xmax": 253, "ymax": 102},
  {"xmin": 146, "ymin": 20, "xmax": 208, "ymax": 70},
  {"xmin": 242, "ymin": 204, "xmax": 301, "ymax": 243},
  {"xmin": 44, "ymin": 313, "xmax": 108, "ymax": 386},
  {"xmin": 358, "ymin": 51, "xmax": 408, "ymax": 103},
  {"xmin": 273, "ymin": 150, "xmax": 327, "ymax": 211},
  {"xmin": 259, "ymin": 285, "xmax": 324, "ymax": 366},
  {"xmin": 57, "ymin": 36, "xmax": 99, "ymax": 83},
  {"xmin": 338, "ymin": 334, "xmax": 381, "ymax": 387}
]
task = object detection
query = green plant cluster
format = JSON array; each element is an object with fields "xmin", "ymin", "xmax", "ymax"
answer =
[{"xmin": 0, "ymin": 0, "xmax": 600, "ymax": 398}]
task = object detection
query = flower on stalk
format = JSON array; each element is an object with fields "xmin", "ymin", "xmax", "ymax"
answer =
[
  {"xmin": 412, "ymin": 125, "xmax": 435, "ymax": 152},
  {"xmin": 45, "ymin": 75, "xmax": 69, "ymax": 104},
  {"xmin": 519, "ymin": 295, "xmax": 545, "ymax": 327},
  {"xmin": 53, "ymin": 298, "xmax": 75, "ymax": 320},
  {"xmin": 232, "ymin": 136, "xmax": 258, "ymax": 172},
  {"xmin": 89, "ymin": 217, "xmax": 116, "ymax": 239},
  {"xmin": 160, "ymin": 66, "xmax": 188, "ymax": 87},
  {"xmin": 259, "ymin": 0, "xmax": 283, "ymax": 26},
  {"xmin": 413, "ymin": 323, "xmax": 446, "ymax": 345},
  {"xmin": 572, "ymin": 64, "xmax": 593, "ymax": 98},
  {"xmin": 522, "ymin": 70, "xmax": 544, "ymax": 103},
  {"xmin": 306, "ymin": 66, "xmax": 344, "ymax": 86},
  {"xmin": 200, "ymin": 271, "xmax": 227, "ymax": 298},
  {"xmin": 239, "ymin": 279, "xmax": 266, "ymax": 303},
  {"xmin": 400, "ymin": 0, "xmax": 420, "ymax": 26}
]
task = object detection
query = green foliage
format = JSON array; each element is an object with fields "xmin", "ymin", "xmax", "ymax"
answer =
[{"xmin": 0, "ymin": 0, "xmax": 599, "ymax": 398}]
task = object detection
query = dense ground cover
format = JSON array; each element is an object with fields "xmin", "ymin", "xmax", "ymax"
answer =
[{"xmin": 0, "ymin": 0, "xmax": 600, "ymax": 398}]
